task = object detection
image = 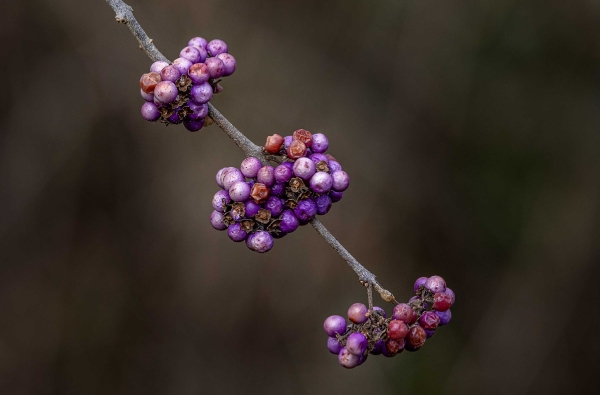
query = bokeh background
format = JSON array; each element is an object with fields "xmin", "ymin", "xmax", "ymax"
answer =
[{"xmin": 1, "ymin": 0, "xmax": 599, "ymax": 394}]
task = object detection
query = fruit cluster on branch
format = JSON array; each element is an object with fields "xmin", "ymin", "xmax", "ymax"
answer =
[{"xmin": 210, "ymin": 130, "xmax": 350, "ymax": 252}]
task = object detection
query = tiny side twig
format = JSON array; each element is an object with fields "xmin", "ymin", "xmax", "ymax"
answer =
[{"xmin": 105, "ymin": 0, "xmax": 398, "ymax": 305}]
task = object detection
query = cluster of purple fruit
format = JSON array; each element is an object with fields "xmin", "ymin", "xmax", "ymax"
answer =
[
  {"xmin": 210, "ymin": 129, "xmax": 350, "ymax": 252},
  {"xmin": 323, "ymin": 275, "xmax": 454, "ymax": 368},
  {"xmin": 139, "ymin": 37, "xmax": 236, "ymax": 131}
]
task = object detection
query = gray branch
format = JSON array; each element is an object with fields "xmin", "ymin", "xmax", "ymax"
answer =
[{"xmin": 105, "ymin": 0, "xmax": 398, "ymax": 305}]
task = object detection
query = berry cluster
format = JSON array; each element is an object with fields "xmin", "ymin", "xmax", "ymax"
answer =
[
  {"xmin": 323, "ymin": 275, "xmax": 454, "ymax": 368},
  {"xmin": 139, "ymin": 37, "xmax": 236, "ymax": 131},
  {"xmin": 210, "ymin": 130, "xmax": 350, "ymax": 252}
]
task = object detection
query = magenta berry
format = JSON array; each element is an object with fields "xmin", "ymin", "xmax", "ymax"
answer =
[
  {"xmin": 205, "ymin": 57, "xmax": 225, "ymax": 79},
  {"xmin": 338, "ymin": 348, "xmax": 361, "ymax": 369},
  {"xmin": 188, "ymin": 36, "xmax": 207, "ymax": 49},
  {"xmin": 293, "ymin": 157, "xmax": 316, "ymax": 180},
  {"xmin": 311, "ymin": 133, "xmax": 329, "ymax": 153},
  {"xmin": 347, "ymin": 303, "xmax": 368, "ymax": 324},
  {"xmin": 323, "ymin": 315, "xmax": 347, "ymax": 337},
  {"xmin": 207, "ymin": 39, "xmax": 228, "ymax": 56},
  {"xmin": 172, "ymin": 57, "xmax": 192, "ymax": 75},
  {"xmin": 436, "ymin": 309, "xmax": 452, "ymax": 326},
  {"xmin": 154, "ymin": 81, "xmax": 178, "ymax": 103},
  {"xmin": 346, "ymin": 333, "xmax": 368, "ymax": 356},
  {"xmin": 418, "ymin": 311, "xmax": 440, "ymax": 331},
  {"xmin": 433, "ymin": 292, "xmax": 453, "ymax": 311},
  {"xmin": 150, "ymin": 61, "xmax": 169, "ymax": 73},
  {"xmin": 229, "ymin": 181, "xmax": 251, "ymax": 202},
  {"xmin": 424, "ymin": 275, "xmax": 446, "ymax": 293},
  {"xmin": 327, "ymin": 337, "xmax": 343, "ymax": 354},
  {"xmin": 210, "ymin": 210, "xmax": 227, "ymax": 230},
  {"xmin": 392, "ymin": 303, "xmax": 416, "ymax": 325},
  {"xmin": 216, "ymin": 53, "xmax": 236, "ymax": 76},
  {"xmin": 159, "ymin": 65, "xmax": 181, "ymax": 82},
  {"xmin": 227, "ymin": 223, "xmax": 247, "ymax": 242},
  {"xmin": 388, "ymin": 319, "xmax": 409, "ymax": 341},
  {"xmin": 405, "ymin": 326, "xmax": 426, "ymax": 351},
  {"xmin": 141, "ymin": 102, "xmax": 160, "ymax": 121}
]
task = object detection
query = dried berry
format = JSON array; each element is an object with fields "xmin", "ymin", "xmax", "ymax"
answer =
[{"xmin": 264, "ymin": 134, "xmax": 284, "ymax": 154}]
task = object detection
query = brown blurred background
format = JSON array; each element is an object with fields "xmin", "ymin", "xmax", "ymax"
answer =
[{"xmin": 1, "ymin": 0, "xmax": 599, "ymax": 394}]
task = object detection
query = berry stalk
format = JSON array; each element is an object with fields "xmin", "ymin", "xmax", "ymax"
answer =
[{"xmin": 105, "ymin": 0, "xmax": 398, "ymax": 305}]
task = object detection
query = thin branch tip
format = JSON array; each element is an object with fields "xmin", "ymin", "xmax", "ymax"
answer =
[{"xmin": 105, "ymin": 0, "xmax": 399, "ymax": 306}]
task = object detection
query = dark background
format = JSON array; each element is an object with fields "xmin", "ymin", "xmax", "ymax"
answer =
[{"xmin": 1, "ymin": 0, "xmax": 599, "ymax": 394}]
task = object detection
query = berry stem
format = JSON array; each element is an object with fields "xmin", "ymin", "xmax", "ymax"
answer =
[{"xmin": 105, "ymin": 0, "xmax": 399, "ymax": 305}]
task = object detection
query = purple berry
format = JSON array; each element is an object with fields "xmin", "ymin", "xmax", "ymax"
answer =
[
  {"xmin": 424, "ymin": 329, "xmax": 435, "ymax": 338},
  {"xmin": 154, "ymin": 81, "xmax": 178, "ymax": 104},
  {"xmin": 309, "ymin": 172, "xmax": 333, "ymax": 194},
  {"xmin": 271, "ymin": 182, "xmax": 285, "ymax": 197},
  {"xmin": 283, "ymin": 135, "xmax": 293, "ymax": 149},
  {"xmin": 311, "ymin": 133, "xmax": 329, "ymax": 153},
  {"xmin": 244, "ymin": 200, "xmax": 261, "ymax": 218},
  {"xmin": 293, "ymin": 198, "xmax": 317, "ymax": 221},
  {"xmin": 210, "ymin": 210, "xmax": 227, "ymax": 230},
  {"xmin": 424, "ymin": 275, "xmax": 446, "ymax": 293},
  {"xmin": 227, "ymin": 223, "xmax": 247, "ymax": 242},
  {"xmin": 327, "ymin": 337, "xmax": 343, "ymax": 354},
  {"xmin": 323, "ymin": 315, "xmax": 346, "ymax": 336},
  {"xmin": 170, "ymin": 107, "xmax": 184, "ymax": 124},
  {"xmin": 212, "ymin": 189, "xmax": 231, "ymax": 211},
  {"xmin": 418, "ymin": 311, "xmax": 440, "ymax": 330},
  {"xmin": 338, "ymin": 348, "xmax": 361, "ymax": 369},
  {"xmin": 188, "ymin": 37, "xmax": 208, "ymax": 49},
  {"xmin": 188, "ymin": 63, "xmax": 210, "ymax": 84},
  {"xmin": 172, "ymin": 57, "xmax": 192, "ymax": 75},
  {"xmin": 347, "ymin": 303, "xmax": 368, "ymax": 324},
  {"xmin": 215, "ymin": 168, "xmax": 229, "ymax": 188},
  {"xmin": 187, "ymin": 101, "xmax": 209, "ymax": 120},
  {"xmin": 414, "ymin": 276, "xmax": 428, "ymax": 293},
  {"xmin": 180, "ymin": 46, "xmax": 205, "ymax": 64},
  {"xmin": 346, "ymin": 333, "xmax": 367, "ymax": 356},
  {"xmin": 445, "ymin": 287, "xmax": 455, "ymax": 304},
  {"xmin": 293, "ymin": 158, "xmax": 316, "ymax": 180},
  {"xmin": 309, "ymin": 153, "xmax": 328, "ymax": 164},
  {"xmin": 373, "ymin": 306, "xmax": 387, "ymax": 318},
  {"xmin": 150, "ymin": 61, "xmax": 169, "ymax": 73},
  {"xmin": 216, "ymin": 53, "xmax": 236, "ymax": 76},
  {"xmin": 141, "ymin": 102, "xmax": 160, "ymax": 121},
  {"xmin": 314, "ymin": 194, "xmax": 332, "ymax": 215},
  {"xmin": 207, "ymin": 39, "xmax": 228, "ymax": 56},
  {"xmin": 229, "ymin": 181, "xmax": 251, "ymax": 202},
  {"xmin": 328, "ymin": 160, "xmax": 342, "ymax": 173},
  {"xmin": 370, "ymin": 340, "xmax": 384, "ymax": 355},
  {"xmin": 436, "ymin": 309, "xmax": 452, "ymax": 326},
  {"xmin": 190, "ymin": 82, "xmax": 213, "ymax": 104},
  {"xmin": 205, "ymin": 57, "xmax": 225, "ymax": 78},
  {"xmin": 140, "ymin": 88, "xmax": 154, "ymax": 102},
  {"xmin": 392, "ymin": 303, "xmax": 416, "ymax": 325},
  {"xmin": 240, "ymin": 157, "xmax": 262, "ymax": 178},
  {"xmin": 274, "ymin": 164, "xmax": 293, "ymax": 183},
  {"xmin": 279, "ymin": 210, "xmax": 299, "ymax": 233},
  {"xmin": 246, "ymin": 230, "xmax": 274, "ymax": 253},
  {"xmin": 183, "ymin": 118, "xmax": 203, "ymax": 131},
  {"xmin": 257, "ymin": 166, "xmax": 275, "ymax": 187},
  {"xmin": 329, "ymin": 191, "xmax": 343, "ymax": 203},
  {"xmin": 264, "ymin": 196, "xmax": 283, "ymax": 217},
  {"xmin": 331, "ymin": 170, "xmax": 350, "ymax": 192},
  {"xmin": 223, "ymin": 169, "xmax": 245, "ymax": 190},
  {"xmin": 160, "ymin": 65, "xmax": 181, "ymax": 82}
]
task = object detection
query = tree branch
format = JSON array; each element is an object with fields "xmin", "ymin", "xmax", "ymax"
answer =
[{"xmin": 105, "ymin": 0, "xmax": 398, "ymax": 305}]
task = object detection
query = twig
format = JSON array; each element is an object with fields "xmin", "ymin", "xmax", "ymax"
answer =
[{"xmin": 105, "ymin": 0, "xmax": 399, "ymax": 305}]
